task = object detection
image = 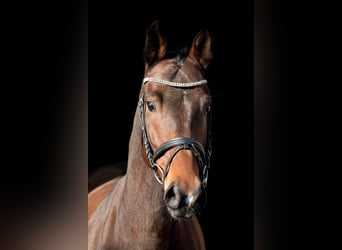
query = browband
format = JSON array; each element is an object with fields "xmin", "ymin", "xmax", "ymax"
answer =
[{"xmin": 142, "ymin": 77, "xmax": 207, "ymax": 88}]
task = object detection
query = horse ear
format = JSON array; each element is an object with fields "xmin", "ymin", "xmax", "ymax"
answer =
[
  {"xmin": 143, "ymin": 20, "xmax": 167, "ymax": 66},
  {"xmin": 188, "ymin": 26, "xmax": 213, "ymax": 69}
]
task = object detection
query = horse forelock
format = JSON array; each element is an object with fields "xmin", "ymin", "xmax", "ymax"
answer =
[{"xmin": 145, "ymin": 55, "xmax": 204, "ymax": 84}]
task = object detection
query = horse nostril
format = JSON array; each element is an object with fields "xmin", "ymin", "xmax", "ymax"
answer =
[
  {"xmin": 195, "ymin": 187, "xmax": 207, "ymax": 211},
  {"xmin": 164, "ymin": 184, "xmax": 182, "ymax": 209}
]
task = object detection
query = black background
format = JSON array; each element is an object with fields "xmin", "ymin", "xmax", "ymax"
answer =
[{"xmin": 89, "ymin": 1, "xmax": 253, "ymax": 250}]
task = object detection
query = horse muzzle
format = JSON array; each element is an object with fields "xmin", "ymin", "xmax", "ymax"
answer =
[{"xmin": 164, "ymin": 182, "xmax": 207, "ymax": 219}]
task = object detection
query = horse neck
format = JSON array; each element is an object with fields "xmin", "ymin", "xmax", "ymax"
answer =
[
  {"xmin": 119, "ymin": 107, "xmax": 174, "ymax": 240},
  {"xmin": 126, "ymin": 107, "xmax": 161, "ymax": 192}
]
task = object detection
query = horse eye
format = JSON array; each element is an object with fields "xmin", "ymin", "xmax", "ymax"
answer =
[
  {"xmin": 147, "ymin": 101, "xmax": 156, "ymax": 112},
  {"xmin": 204, "ymin": 104, "xmax": 211, "ymax": 114}
]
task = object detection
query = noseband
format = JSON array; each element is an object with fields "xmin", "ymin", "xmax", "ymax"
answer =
[{"xmin": 139, "ymin": 77, "xmax": 212, "ymax": 187}]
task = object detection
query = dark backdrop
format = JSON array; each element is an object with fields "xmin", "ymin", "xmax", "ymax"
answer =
[{"xmin": 89, "ymin": 2, "xmax": 253, "ymax": 249}]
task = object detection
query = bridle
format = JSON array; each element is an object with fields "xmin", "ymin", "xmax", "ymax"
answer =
[{"xmin": 138, "ymin": 77, "xmax": 212, "ymax": 187}]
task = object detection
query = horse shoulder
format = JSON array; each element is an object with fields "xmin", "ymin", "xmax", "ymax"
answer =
[{"xmin": 88, "ymin": 177, "xmax": 122, "ymax": 221}]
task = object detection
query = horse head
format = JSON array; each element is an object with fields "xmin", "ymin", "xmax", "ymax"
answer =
[{"xmin": 139, "ymin": 20, "xmax": 213, "ymax": 219}]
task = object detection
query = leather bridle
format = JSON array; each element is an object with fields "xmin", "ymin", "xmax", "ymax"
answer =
[{"xmin": 138, "ymin": 77, "xmax": 212, "ymax": 187}]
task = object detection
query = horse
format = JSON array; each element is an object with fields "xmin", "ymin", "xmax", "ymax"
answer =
[{"xmin": 88, "ymin": 20, "xmax": 214, "ymax": 250}]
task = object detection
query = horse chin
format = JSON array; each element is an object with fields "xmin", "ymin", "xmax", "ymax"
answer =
[{"xmin": 167, "ymin": 207, "xmax": 196, "ymax": 220}]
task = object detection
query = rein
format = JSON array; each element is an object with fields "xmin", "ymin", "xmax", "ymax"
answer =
[{"xmin": 139, "ymin": 77, "xmax": 212, "ymax": 187}]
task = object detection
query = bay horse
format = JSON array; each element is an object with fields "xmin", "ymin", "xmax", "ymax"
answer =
[{"xmin": 88, "ymin": 20, "xmax": 213, "ymax": 249}]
